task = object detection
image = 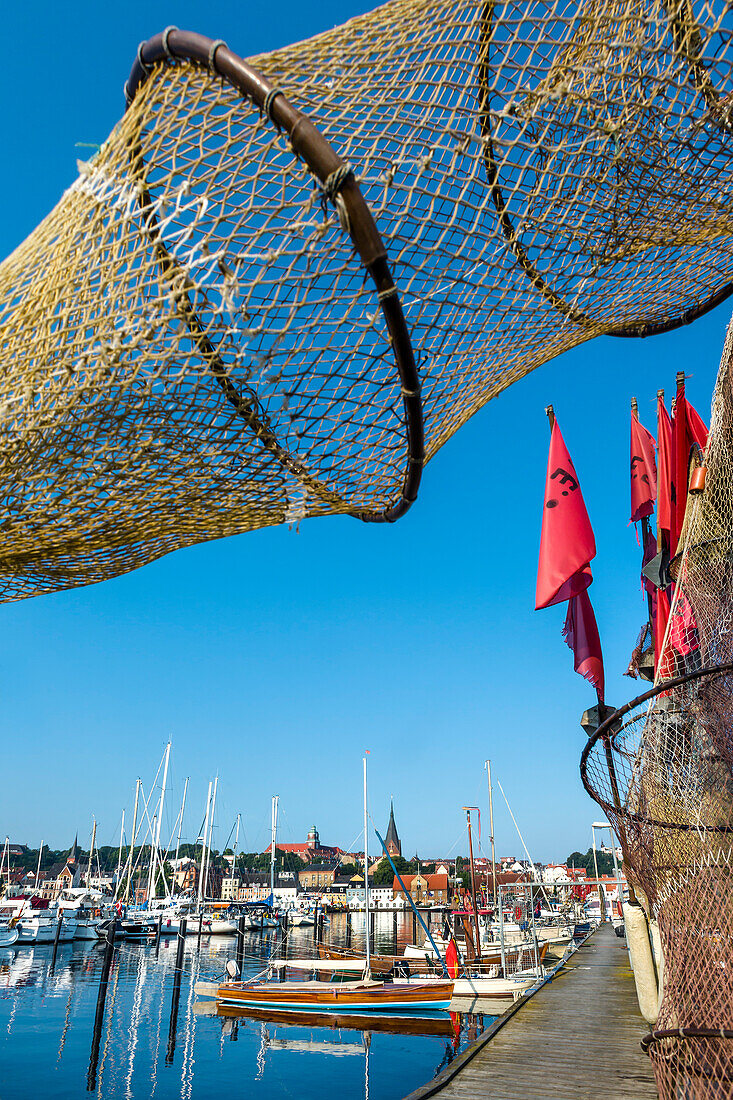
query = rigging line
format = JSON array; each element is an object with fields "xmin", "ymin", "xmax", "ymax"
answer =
[{"xmin": 495, "ymin": 778, "xmax": 553, "ymax": 911}]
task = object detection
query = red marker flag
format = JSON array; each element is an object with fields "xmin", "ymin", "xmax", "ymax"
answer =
[
  {"xmin": 446, "ymin": 938, "xmax": 459, "ymax": 980},
  {"xmin": 657, "ymin": 393, "xmax": 672, "ymax": 544},
  {"xmin": 668, "ymin": 590, "xmax": 700, "ymax": 657},
  {"xmin": 562, "ymin": 588, "xmax": 605, "ymax": 700},
  {"xmin": 536, "ymin": 420, "xmax": 596, "ymax": 609},
  {"xmin": 671, "ymin": 380, "xmax": 708, "ymax": 553},
  {"xmin": 630, "ymin": 415, "xmax": 657, "ymax": 523}
]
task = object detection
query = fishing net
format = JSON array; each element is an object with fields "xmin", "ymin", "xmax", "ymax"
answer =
[
  {"xmin": 583, "ymin": 315, "xmax": 733, "ymax": 1096},
  {"xmin": 3, "ymin": 1, "xmax": 733, "ymax": 602}
]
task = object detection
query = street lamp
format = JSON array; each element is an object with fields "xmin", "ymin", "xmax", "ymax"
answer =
[{"xmin": 591, "ymin": 822, "xmax": 623, "ymax": 922}]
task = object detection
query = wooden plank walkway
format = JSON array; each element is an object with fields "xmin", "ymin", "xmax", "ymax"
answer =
[{"xmin": 405, "ymin": 922, "xmax": 658, "ymax": 1100}]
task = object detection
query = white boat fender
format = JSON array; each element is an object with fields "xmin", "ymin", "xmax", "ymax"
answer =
[
  {"xmin": 623, "ymin": 902, "xmax": 658, "ymax": 1025},
  {"xmin": 648, "ymin": 918, "xmax": 665, "ymax": 1015}
]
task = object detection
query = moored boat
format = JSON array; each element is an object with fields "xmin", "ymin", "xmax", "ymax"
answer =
[
  {"xmin": 211, "ymin": 977, "xmax": 454, "ymax": 1013},
  {"xmin": 0, "ymin": 925, "xmax": 19, "ymax": 947}
]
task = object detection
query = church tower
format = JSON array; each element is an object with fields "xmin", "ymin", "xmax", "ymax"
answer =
[{"xmin": 385, "ymin": 800, "xmax": 401, "ymax": 858}]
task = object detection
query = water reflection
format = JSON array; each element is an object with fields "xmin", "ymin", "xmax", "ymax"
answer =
[{"xmin": 0, "ymin": 915, "xmax": 501, "ymax": 1100}]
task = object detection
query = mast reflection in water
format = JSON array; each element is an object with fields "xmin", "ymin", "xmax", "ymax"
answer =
[{"xmin": 0, "ymin": 913, "xmax": 499, "ymax": 1099}]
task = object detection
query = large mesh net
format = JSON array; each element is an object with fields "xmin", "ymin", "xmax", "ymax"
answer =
[
  {"xmin": 583, "ymin": 316, "xmax": 733, "ymax": 1096},
  {"xmin": 2, "ymin": 2, "xmax": 733, "ymax": 599}
]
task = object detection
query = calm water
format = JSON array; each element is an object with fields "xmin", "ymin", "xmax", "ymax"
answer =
[{"xmin": 0, "ymin": 913, "xmax": 498, "ymax": 1100}]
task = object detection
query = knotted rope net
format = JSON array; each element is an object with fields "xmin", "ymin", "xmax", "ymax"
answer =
[
  {"xmin": 3, "ymin": 0, "xmax": 733, "ymax": 601},
  {"xmin": 583, "ymin": 315, "xmax": 733, "ymax": 1095}
]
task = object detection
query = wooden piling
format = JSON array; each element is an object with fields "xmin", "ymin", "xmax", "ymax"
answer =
[{"xmin": 50, "ymin": 910, "xmax": 64, "ymax": 970}]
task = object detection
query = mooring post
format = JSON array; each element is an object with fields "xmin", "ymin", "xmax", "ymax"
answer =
[
  {"xmin": 235, "ymin": 915, "xmax": 246, "ymax": 975},
  {"xmin": 412, "ymin": 911, "xmax": 417, "ymax": 945},
  {"xmin": 51, "ymin": 909, "xmax": 64, "ymax": 970},
  {"xmin": 369, "ymin": 910, "xmax": 375, "ymax": 955},
  {"xmin": 346, "ymin": 910, "xmax": 352, "ymax": 948},
  {"xmin": 155, "ymin": 913, "xmax": 163, "ymax": 957},
  {"xmin": 87, "ymin": 918, "xmax": 116, "ymax": 1090},
  {"xmin": 313, "ymin": 903, "xmax": 319, "ymax": 943},
  {"xmin": 167, "ymin": 918, "xmax": 186, "ymax": 1065}
]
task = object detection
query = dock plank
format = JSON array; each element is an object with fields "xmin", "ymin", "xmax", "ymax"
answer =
[{"xmin": 404, "ymin": 923, "xmax": 658, "ymax": 1100}]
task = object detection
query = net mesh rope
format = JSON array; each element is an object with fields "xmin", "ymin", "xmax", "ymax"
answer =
[
  {"xmin": 3, "ymin": 0, "xmax": 733, "ymax": 600},
  {"xmin": 584, "ymin": 317, "xmax": 733, "ymax": 1094}
]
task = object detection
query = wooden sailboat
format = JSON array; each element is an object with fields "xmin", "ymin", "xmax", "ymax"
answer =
[
  {"xmin": 199, "ymin": 755, "xmax": 453, "ymax": 1014},
  {"xmin": 211, "ymin": 977, "xmax": 454, "ymax": 1013}
]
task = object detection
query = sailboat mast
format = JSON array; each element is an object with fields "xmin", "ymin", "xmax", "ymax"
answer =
[
  {"xmin": 126, "ymin": 778, "xmax": 141, "ymax": 903},
  {"xmin": 270, "ymin": 797, "xmax": 279, "ymax": 900},
  {"xmin": 174, "ymin": 777, "xmax": 189, "ymax": 872},
  {"xmin": 199, "ymin": 782, "xmax": 212, "ymax": 911},
  {"xmin": 147, "ymin": 814, "xmax": 158, "ymax": 902},
  {"xmin": 485, "ymin": 760, "xmax": 498, "ymax": 904},
  {"xmin": 35, "ymin": 841, "xmax": 44, "ymax": 896},
  {"xmin": 464, "ymin": 808, "xmax": 483, "ymax": 962},
  {"xmin": 269, "ymin": 800, "xmax": 278, "ymax": 902},
  {"xmin": 87, "ymin": 819, "xmax": 97, "ymax": 890},
  {"xmin": 207, "ymin": 776, "xmax": 218, "ymax": 902},
  {"xmin": 363, "ymin": 754, "xmax": 370, "ymax": 977},
  {"xmin": 233, "ymin": 812, "xmax": 240, "ymax": 870},
  {"xmin": 115, "ymin": 813, "xmax": 124, "ymax": 892},
  {"xmin": 152, "ymin": 742, "xmax": 171, "ymax": 900}
]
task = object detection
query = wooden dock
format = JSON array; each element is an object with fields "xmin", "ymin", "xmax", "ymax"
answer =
[{"xmin": 405, "ymin": 922, "xmax": 658, "ymax": 1100}]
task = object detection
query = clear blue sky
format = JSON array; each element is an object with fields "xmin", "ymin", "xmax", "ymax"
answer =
[{"xmin": 0, "ymin": 0, "xmax": 725, "ymax": 865}]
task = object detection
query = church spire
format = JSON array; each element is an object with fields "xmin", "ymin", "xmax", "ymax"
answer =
[{"xmin": 385, "ymin": 799, "xmax": 401, "ymax": 858}]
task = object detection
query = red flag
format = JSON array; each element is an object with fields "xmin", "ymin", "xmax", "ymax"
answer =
[
  {"xmin": 671, "ymin": 380, "xmax": 708, "ymax": 553},
  {"xmin": 446, "ymin": 937, "xmax": 459, "ymax": 980},
  {"xmin": 562, "ymin": 588, "xmax": 605, "ymax": 700},
  {"xmin": 630, "ymin": 414, "xmax": 657, "ymax": 523},
  {"xmin": 536, "ymin": 421, "xmax": 596, "ymax": 609},
  {"xmin": 655, "ymin": 588, "xmax": 675, "ymax": 679},
  {"xmin": 657, "ymin": 394, "xmax": 672, "ymax": 544},
  {"xmin": 668, "ymin": 590, "xmax": 700, "ymax": 657}
]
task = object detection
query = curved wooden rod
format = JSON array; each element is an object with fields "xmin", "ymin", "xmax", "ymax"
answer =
[
  {"xmin": 477, "ymin": 2, "xmax": 733, "ymax": 340},
  {"xmin": 125, "ymin": 29, "xmax": 424, "ymax": 523},
  {"xmin": 579, "ymin": 661, "xmax": 733, "ymax": 831}
]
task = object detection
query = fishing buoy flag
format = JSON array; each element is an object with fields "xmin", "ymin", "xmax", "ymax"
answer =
[
  {"xmin": 536, "ymin": 412, "xmax": 605, "ymax": 699},
  {"xmin": 630, "ymin": 414, "xmax": 657, "ymax": 524}
]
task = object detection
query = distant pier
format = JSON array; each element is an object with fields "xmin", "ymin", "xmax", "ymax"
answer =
[{"xmin": 405, "ymin": 922, "xmax": 657, "ymax": 1100}]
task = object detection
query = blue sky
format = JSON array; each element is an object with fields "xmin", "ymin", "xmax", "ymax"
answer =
[{"xmin": 0, "ymin": 0, "xmax": 726, "ymax": 865}]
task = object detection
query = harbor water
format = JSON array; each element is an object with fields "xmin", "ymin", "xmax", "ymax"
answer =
[{"xmin": 0, "ymin": 912, "xmax": 500, "ymax": 1099}]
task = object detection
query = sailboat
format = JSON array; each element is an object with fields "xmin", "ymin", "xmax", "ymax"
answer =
[{"xmin": 198, "ymin": 757, "xmax": 454, "ymax": 1014}]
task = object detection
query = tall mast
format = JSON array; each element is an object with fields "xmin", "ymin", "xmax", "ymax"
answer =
[
  {"xmin": 174, "ymin": 777, "xmax": 189, "ymax": 874},
  {"xmin": 35, "ymin": 841, "xmax": 44, "ymax": 896},
  {"xmin": 87, "ymin": 819, "xmax": 97, "ymax": 890},
  {"xmin": 152, "ymin": 742, "xmax": 171, "ymax": 900},
  {"xmin": 1, "ymin": 837, "xmax": 8, "ymax": 895},
  {"xmin": 115, "ymin": 813, "xmax": 125, "ymax": 891},
  {"xmin": 463, "ymin": 808, "xmax": 482, "ymax": 961},
  {"xmin": 199, "ymin": 781, "xmax": 212, "ymax": 911},
  {"xmin": 126, "ymin": 778, "xmax": 141, "ymax": 903},
  {"xmin": 270, "ymin": 797, "xmax": 279, "ymax": 901},
  {"xmin": 233, "ymin": 812, "xmax": 240, "ymax": 869},
  {"xmin": 485, "ymin": 760, "xmax": 498, "ymax": 904},
  {"xmin": 147, "ymin": 814, "xmax": 158, "ymax": 902},
  {"xmin": 207, "ymin": 777, "xmax": 218, "ymax": 902},
  {"xmin": 363, "ymin": 754, "xmax": 370, "ymax": 977}
]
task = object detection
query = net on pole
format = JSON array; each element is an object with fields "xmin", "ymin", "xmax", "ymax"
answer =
[
  {"xmin": 583, "ymin": 314, "xmax": 733, "ymax": 1095},
  {"xmin": 2, "ymin": 1, "xmax": 733, "ymax": 601}
]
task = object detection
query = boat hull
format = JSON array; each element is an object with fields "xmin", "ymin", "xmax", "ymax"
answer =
[{"xmin": 215, "ymin": 979, "xmax": 454, "ymax": 1013}]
